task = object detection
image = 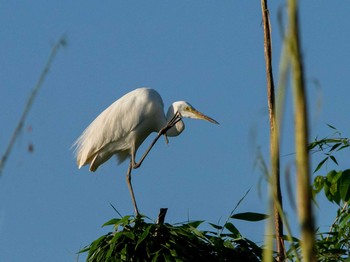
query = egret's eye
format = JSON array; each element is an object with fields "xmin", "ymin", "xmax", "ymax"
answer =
[{"xmin": 184, "ymin": 106, "xmax": 190, "ymax": 111}]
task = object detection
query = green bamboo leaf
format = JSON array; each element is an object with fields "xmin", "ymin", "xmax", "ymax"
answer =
[
  {"xmin": 338, "ymin": 144, "xmax": 350, "ymax": 151},
  {"xmin": 313, "ymin": 157, "xmax": 328, "ymax": 173},
  {"xmin": 135, "ymin": 224, "xmax": 152, "ymax": 250},
  {"xmin": 190, "ymin": 227, "xmax": 206, "ymax": 239},
  {"xmin": 78, "ymin": 246, "xmax": 89, "ymax": 254},
  {"xmin": 339, "ymin": 213, "xmax": 350, "ymax": 228},
  {"xmin": 326, "ymin": 123, "xmax": 337, "ymax": 130},
  {"xmin": 329, "ymin": 142, "xmax": 341, "ymax": 152},
  {"xmin": 231, "ymin": 212, "xmax": 268, "ymax": 222},
  {"xmin": 85, "ymin": 235, "xmax": 108, "ymax": 255},
  {"xmin": 313, "ymin": 175, "xmax": 325, "ymax": 193},
  {"xmin": 339, "ymin": 170, "xmax": 350, "ymax": 202},
  {"xmin": 329, "ymin": 179, "xmax": 341, "ymax": 205},
  {"xmin": 106, "ymin": 233, "xmax": 120, "ymax": 259},
  {"xmin": 170, "ymin": 248, "xmax": 177, "ymax": 257},
  {"xmin": 123, "ymin": 231, "xmax": 135, "ymax": 240},
  {"xmin": 224, "ymin": 222, "xmax": 241, "ymax": 237},
  {"xmin": 120, "ymin": 245, "xmax": 127, "ymax": 260},
  {"xmin": 324, "ymin": 183, "xmax": 333, "ymax": 202},
  {"xmin": 110, "ymin": 231, "xmax": 123, "ymax": 243},
  {"xmin": 329, "ymin": 170, "xmax": 342, "ymax": 183},
  {"xmin": 102, "ymin": 218, "xmax": 121, "ymax": 227},
  {"xmin": 186, "ymin": 220, "xmax": 204, "ymax": 229},
  {"xmin": 152, "ymin": 251, "xmax": 161, "ymax": 262},
  {"xmin": 223, "ymin": 239, "xmax": 234, "ymax": 249},
  {"xmin": 329, "ymin": 155, "xmax": 338, "ymax": 165},
  {"xmin": 208, "ymin": 223, "xmax": 223, "ymax": 230},
  {"xmin": 326, "ymin": 170, "xmax": 337, "ymax": 181},
  {"xmin": 308, "ymin": 141, "xmax": 318, "ymax": 150}
]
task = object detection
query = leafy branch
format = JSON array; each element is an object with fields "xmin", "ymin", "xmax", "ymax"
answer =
[
  {"xmin": 80, "ymin": 213, "xmax": 266, "ymax": 262},
  {"xmin": 309, "ymin": 127, "xmax": 350, "ymax": 261}
]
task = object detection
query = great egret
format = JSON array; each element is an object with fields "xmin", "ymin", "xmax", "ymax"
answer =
[{"xmin": 74, "ymin": 87, "xmax": 218, "ymax": 216}]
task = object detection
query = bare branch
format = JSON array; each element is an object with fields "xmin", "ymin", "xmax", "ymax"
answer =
[{"xmin": 0, "ymin": 35, "xmax": 66, "ymax": 177}]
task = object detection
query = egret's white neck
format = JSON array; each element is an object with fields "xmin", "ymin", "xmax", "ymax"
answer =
[{"xmin": 165, "ymin": 103, "xmax": 184, "ymax": 137}]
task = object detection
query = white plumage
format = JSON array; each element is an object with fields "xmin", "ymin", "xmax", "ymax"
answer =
[{"xmin": 75, "ymin": 88, "xmax": 166, "ymax": 171}]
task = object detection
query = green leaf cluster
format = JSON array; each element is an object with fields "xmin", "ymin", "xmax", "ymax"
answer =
[
  {"xmin": 80, "ymin": 214, "xmax": 264, "ymax": 262},
  {"xmin": 310, "ymin": 127, "xmax": 350, "ymax": 261},
  {"xmin": 313, "ymin": 170, "xmax": 350, "ymax": 205},
  {"xmin": 315, "ymin": 212, "xmax": 350, "ymax": 262},
  {"xmin": 309, "ymin": 125, "xmax": 350, "ymax": 173},
  {"xmin": 312, "ymin": 169, "xmax": 350, "ymax": 261}
]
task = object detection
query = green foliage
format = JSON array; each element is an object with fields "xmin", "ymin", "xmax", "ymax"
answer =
[
  {"xmin": 314, "ymin": 169, "xmax": 350, "ymax": 261},
  {"xmin": 79, "ymin": 215, "xmax": 264, "ymax": 262},
  {"xmin": 309, "ymin": 126, "xmax": 350, "ymax": 261},
  {"xmin": 315, "ymin": 205, "xmax": 350, "ymax": 262},
  {"xmin": 308, "ymin": 125, "xmax": 350, "ymax": 173},
  {"xmin": 282, "ymin": 126, "xmax": 350, "ymax": 261},
  {"xmin": 313, "ymin": 170, "xmax": 350, "ymax": 205},
  {"xmin": 312, "ymin": 168, "xmax": 350, "ymax": 261}
]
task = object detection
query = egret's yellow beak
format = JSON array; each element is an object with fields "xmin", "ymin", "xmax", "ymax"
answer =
[{"xmin": 187, "ymin": 107, "xmax": 219, "ymax": 124}]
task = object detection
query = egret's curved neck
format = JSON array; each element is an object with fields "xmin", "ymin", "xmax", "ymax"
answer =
[{"xmin": 166, "ymin": 103, "xmax": 184, "ymax": 137}]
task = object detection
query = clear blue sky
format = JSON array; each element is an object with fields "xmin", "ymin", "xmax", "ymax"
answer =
[{"xmin": 1, "ymin": 1, "xmax": 349, "ymax": 261}]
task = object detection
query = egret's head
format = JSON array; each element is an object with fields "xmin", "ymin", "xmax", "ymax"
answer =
[
  {"xmin": 165, "ymin": 101, "xmax": 218, "ymax": 137},
  {"xmin": 172, "ymin": 101, "xmax": 219, "ymax": 124}
]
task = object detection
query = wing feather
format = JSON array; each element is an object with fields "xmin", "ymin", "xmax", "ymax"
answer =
[{"xmin": 74, "ymin": 88, "xmax": 165, "ymax": 171}]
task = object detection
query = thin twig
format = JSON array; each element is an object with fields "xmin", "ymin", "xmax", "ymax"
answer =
[
  {"xmin": 0, "ymin": 35, "xmax": 66, "ymax": 177},
  {"xmin": 109, "ymin": 202, "xmax": 123, "ymax": 218},
  {"xmin": 219, "ymin": 187, "xmax": 251, "ymax": 236}
]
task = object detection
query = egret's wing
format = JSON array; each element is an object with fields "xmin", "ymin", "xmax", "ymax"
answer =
[
  {"xmin": 74, "ymin": 88, "xmax": 165, "ymax": 171},
  {"xmin": 74, "ymin": 93, "xmax": 142, "ymax": 169}
]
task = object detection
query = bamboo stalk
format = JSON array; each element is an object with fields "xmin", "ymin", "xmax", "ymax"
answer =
[
  {"xmin": 287, "ymin": 0, "xmax": 316, "ymax": 261},
  {"xmin": 260, "ymin": 1, "xmax": 285, "ymax": 260}
]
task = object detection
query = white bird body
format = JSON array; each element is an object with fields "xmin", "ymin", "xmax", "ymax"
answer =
[
  {"xmin": 74, "ymin": 87, "xmax": 218, "ymax": 215},
  {"xmin": 75, "ymin": 88, "xmax": 168, "ymax": 171}
]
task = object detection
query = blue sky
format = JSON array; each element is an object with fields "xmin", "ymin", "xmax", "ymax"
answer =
[{"xmin": 1, "ymin": 1, "xmax": 349, "ymax": 261}]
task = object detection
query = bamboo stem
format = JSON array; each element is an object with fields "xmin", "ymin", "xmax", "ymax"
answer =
[
  {"xmin": 287, "ymin": 0, "xmax": 316, "ymax": 261},
  {"xmin": 260, "ymin": 1, "xmax": 285, "ymax": 260}
]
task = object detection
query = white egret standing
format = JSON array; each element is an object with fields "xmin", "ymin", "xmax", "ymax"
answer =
[{"xmin": 74, "ymin": 88, "xmax": 218, "ymax": 216}]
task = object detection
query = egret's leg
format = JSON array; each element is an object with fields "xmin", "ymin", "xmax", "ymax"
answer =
[
  {"xmin": 132, "ymin": 112, "xmax": 182, "ymax": 169},
  {"xmin": 126, "ymin": 113, "xmax": 181, "ymax": 216},
  {"xmin": 126, "ymin": 161, "xmax": 140, "ymax": 216}
]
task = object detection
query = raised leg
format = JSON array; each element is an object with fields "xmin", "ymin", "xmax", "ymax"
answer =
[
  {"xmin": 126, "ymin": 161, "xmax": 140, "ymax": 216},
  {"xmin": 132, "ymin": 112, "xmax": 182, "ymax": 169}
]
